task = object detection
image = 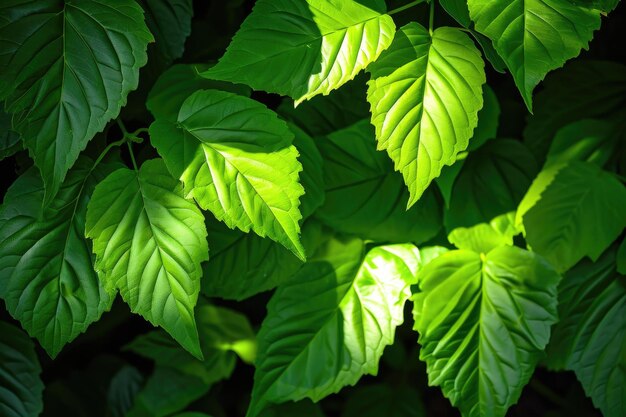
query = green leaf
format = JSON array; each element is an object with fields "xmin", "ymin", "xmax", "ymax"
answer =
[
  {"xmin": 341, "ymin": 384, "xmax": 425, "ymax": 417},
  {"xmin": 202, "ymin": 219, "xmax": 323, "ymax": 301},
  {"xmin": 440, "ymin": 0, "xmax": 472, "ymax": 27},
  {"xmin": 618, "ymin": 239, "xmax": 626, "ymax": 275},
  {"xmin": 85, "ymin": 159, "xmax": 209, "ymax": 359},
  {"xmin": 0, "ymin": 156, "xmax": 120, "ymax": 357},
  {"xmin": 448, "ymin": 212, "xmax": 519, "ymax": 254},
  {"xmin": 149, "ymin": 90, "xmax": 306, "ymax": 260},
  {"xmin": 126, "ymin": 367, "xmax": 211, "ymax": 417},
  {"xmin": 524, "ymin": 60, "xmax": 626, "ymax": 159},
  {"xmin": 545, "ymin": 248, "xmax": 625, "ymax": 417},
  {"xmin": 445, "ymin": 139, "xmax": 538, "ymax": 231},
  {"xmin": 0, "ymin": 108, "xmax": 21, "ymax": 161},
  {"xmin": 467, "ymin": 0, "xmax": 601, "ymax": 109},
  {"xmin": 277, "ymin": 74, "xmax": 370, "ymax": 137},
  {"xmin": 520, "ymin": 161, "xmax": 626, "ymax": 271},
  {"xmin": 248, "ymin": 238, "xmax": 420, "ymax": 416},
  {"xmin": 0, "ymin": 322, "xmax": 44, "ymax": 417},
  {"xmin": 289, "ymin": 124, "xmax": 325, "ymax": 219},
  {"xmin": 202, "ymin": 0, "xmax": 396, "ymax": 103},
  {"xmin": 412, "ymin": 246, "xmax": 560, "ymax": 417},
  {"xmin": 367, "ymin": 23, "xmax": 486, "ymax": 206},
  {"xmin": 139, "ymin": 0, "xmax": 193, "ymax": 63},
  {"xmin": 127, "ymin": 302, "xmax": 256, "ymax": 383},
  {"xmin": 259, "ymin": 400, "xmax": 326, "ymax": 417},
  {"xmin": 147, "ymin": 63, "xmax": 252, "ymax": 122},
  {"xmin": 107, "ymin": 365, "xmax": 145, "ymax": 417},
  {"xmin": 569, "ymin": 0, "xmax": 621, "ymax": 12},
  {"xmin": 315, "ymin": 120, "xmax": 442, "ymax": 244},
  {"xmin": 0, "ymin": 0, "xmax": 152, "ymax": 203}
]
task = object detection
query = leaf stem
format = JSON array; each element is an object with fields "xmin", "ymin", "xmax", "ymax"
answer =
[
  {"xmin": 91, "ymin": 138, "xmax": 127, "ymax": 171},
  {"xmin": 429, "ymin": 0, "xmax": 435, "ymax": 34},
  {"xmin": 127, "ymin": 142, "xmax": 139, "ymax": 172},
  {"xmin": 388, "ymin": 0, "xmax": 423, "ymax": 16}
]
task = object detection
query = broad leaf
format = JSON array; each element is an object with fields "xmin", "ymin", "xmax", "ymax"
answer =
[
  {"xmin": 0, "ymin": 156, "xmax": 120, "ymax": 357},
  {"xmin": 107, "ymin": 366, "xmax": 144, "ymax": 417},
  {"xmin": 202, "ymin": 0, "xmax": 395, "ymax": 104},
  {"xmin": 149, "ymin": 90, "xmax": 306, "ymax": 260},
  {"xmin": 85, "ymin": 159, "xmax": 209, "ymax": 359},
  {"xmin": 524, "ymin": 60, "xmax": 626, "ymax": 159},
  {"xmin": 569, "ymin": 0, "xmax": 621, "ymax": 11},
  {"xmin": 289, "ymin": 124, "xmax": 325, "ymax": 219},
  {"xmin": 468, "ymin": 0, "xmax": 601, "ymax": 109},
  {"xmin": 147, "ymin": 64, "xmax": 252, "ymax": 122},
  {"xmin": 520, "ymin": 161, "xmax": 626, "ymax": 271},
  {"xmin": 448, "ymin": 212, "xmax": 519, "ymax": 254},
  {"xmin": 247, "ymin": 237, "xmax": 420, "ymax": 416},
  {"xmin": 367, "ymin": 23, "xmax": 486, "ymax": 205},
  {"xmin": 0, "ymin": 108, "xmax": 20, "ymax": 161},
  {"xmin": 0, "ymin": 0, "xmax": 152, "ymax": 203},
  {"xmin": 445, "ymin": 139, "xmax": 538, "ymax": 231},
  {"xmin": 139, "ymin": 0, "xmax": 193, "ymax": 63},
  {"xmin": 342, "ymin": 384, "xmax": 425, "ymax": 417},
  {"xmin": 413, "ymin": 246, "xmax": 560, "ymax": 417},
  {"xmin": 0, "ymin": 322, "xmax": 44, "ymax": 417},
  {"xmin": 546, "ymin": 248, "xmax": 625, "ymax": 417},
  {"xmin": 316, "ymin": 120, "xmax": 442, "ymax": 244}
]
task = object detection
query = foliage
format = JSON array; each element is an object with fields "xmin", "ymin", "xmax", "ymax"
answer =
[{"xmin": 0, "ymin": 0, "xmax": 625, "ymax": 416}]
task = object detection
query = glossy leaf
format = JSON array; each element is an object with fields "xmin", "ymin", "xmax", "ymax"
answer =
[
  {"xmin": 248, "ymin": 238, "xmax": 420, "ymax": 416},
  {"xmin": 85, "ymin": 159, "xmax": 208, "ymax": 359},
  {"xmin": 0, "ymin": 0, "xmax": 152, "ymax": 203},
  {"xmin": 520, "ymin": 161, "xmax": 626, "ymax": 271},
  {"xmin": 0, "ymin": 156, "xmax": 120, "ymax": 357},
  {"xmin": 468, "ymin": 0, "xmax": 601, "ymax": 109},
  {"xmin": 0, "ymin": 321, "xmax": 44, "ymax": 417},
  {"xmin": 546, "ymin": 248, "xmax": 625, "ymax": 417},
  {"xmin": 367, "ymin": 23, "xmax": 486, "ymax": 205},
  {"xmin": 149, "ymin": 89, "xmax": 306, "ymax": 260},
  {"xmin": 203, "ymin": 0, "xmax": 395, "ymax": 103},
  {"xmin": 413, "ymin": 246, "xmax": 560, "ymax": 417},
  {"xmin": 448, "ymin": 212, "xmax": 519, "ymax": 254},
  {"xmin": 445, "ymin": 139, "xmax": 538, "ymax": 231},
  {"xmin": 315, "ymin": 120, "xmax": 442, "ymax": 244}
]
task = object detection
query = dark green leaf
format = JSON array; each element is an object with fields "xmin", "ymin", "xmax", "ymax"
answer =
[
  {"xmin": 139, "ymin": 0, "xmax": 193, "ymax": 63},
  {"xmin": 0, "ymin": 108, "xmax": 21, "ymax": 160}
]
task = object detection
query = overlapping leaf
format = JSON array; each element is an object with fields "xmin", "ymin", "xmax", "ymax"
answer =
[
  {"xmin": 413, "ymin": 246, "xmax": 560, "ymax": 417},
  {"xmin": 0, "ymin": 322, "xmax": 44, "ymax": 417},
  {"xmin": 149, "ymin": 89, "xmax": 306, "ymax": 260},
  {"xmin": 139, "ymin": 0, "xmax": 193, "ymax": 63},
  {"xmin": 0, "ymin": 156, "xmax": 121, "ymax": 357},
  {"xmin": 367, "ymin": 23, "xmax": 486, "ymax": 205},
  {"xmin": 467, "ymin": 0, "xmax": 601, "ymax": 109},
  {"xmin": 248, "ymin": 237, "xmax": 420, "ymax": 416},
  {"xmin": 202, "ymin": 0, "xmax": 396, "ymax": 103},
  {"xmin": 0, "ymin": 108, "xmax": 20, "ymax": 160},
  {"xmin": 316, "ymin": 120, "xmax": 442, "ymax": 243},
  {"xmin": 85, "ymin": 159, "xmax": 208, "ymax": 359},
  {"xmin": 448, "ymin": 212, "xmax": 519, "ymax": 254},
  {"xmin": 0, "ymin": 0, "xmax": 152, "ymax": 203}
]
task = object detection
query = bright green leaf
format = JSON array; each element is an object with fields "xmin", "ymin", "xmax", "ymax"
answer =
[
  {"xmin": 85, "ymin": 159, "xmax": 208, "ymax": 359},
  {"xmin": 468, "ymin": 0, "xmax": 601, "ymax": 109},
  {"xmin": 149, "ymin": 89, "xmax": 306, "ymax": 260},
  {"xmin": 0, "ymin": 0, "xmax": 152, "ymax": 203},
  {"xmin": 448, "ymin": 212, "xmax": 519, "ymax": 254},
  {"xmin": 316, "ymin": 120, "xmax": 442, "ymax": 244},
  {"xmin": 440, "ymin": 0, "xmax": 471, "ymax": 27},
  {"xmin": 367, "ymin": 23, "xmax": 486, "ymax": 205},
  {"xmin": 412, "ymin": 246, "xmax": 560, "ymax": 417},
  {"xmin": 202, "ymin": 0, "xmax": 395, "ymax": 104},
  {"xmin": 0, "ymin": 156, "xmax": 121, "ymax": 357},
  {"xmin": 521, "ymin": 161, "xmax": 626, "ymax": 271},
  {"xmin": 545, "ymin": 248, "xmax": 625, "ymax": 417},
  {"xmin": 247, "ymin": 237, "xmax": 420, "ymax": 416},
  {"xmin": 0, "ymin": 321, "xmax": 44, "ymax": 417}
]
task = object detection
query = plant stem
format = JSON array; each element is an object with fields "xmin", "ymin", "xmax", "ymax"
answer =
[
  {"xmin": 91, "ymin": 138, "xmax": 127, "ymax": 171},
  {"xmin": 116, "ymin": 118, "xmax": 129, "ymax": 136},
  {"xmin": 429, "ymin": 0, "xmax": 435, "ymax": 34},
  {"xmin": 127, "ymin": 142, "xmax": 139, "ymax": 171},
  {"xmin": 388, "ymin": 0, "xmax": 423, "ymax": 16}
]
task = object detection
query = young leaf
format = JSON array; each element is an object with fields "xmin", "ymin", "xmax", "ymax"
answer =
[
  {"xmin": 467, "ymin": 0, "xmax": 601, "ymax": 109},
  {"xmin": 202, "ymin": 0, "xmax": 395, "ymax": 103},
  {"xmin": 248, "ymin": 237, "xmax": 420, "ymax": 416},
  {"xmin": 444, "ymin": 139, "xmax": 538, "ymax": 231},
  {"xmin": 448, "ymin": 212, "xmax": 519, "ymax": 254},
  {"xmin": 367, "ymin": 23, "xmax": 486, "ymax": 206},
  {"xmin": 412, "ymin": 246, "xmax": 560, "ymax": 417},
  {"xmin": 316, "ymin": 120, "xmax": 442, "ymax": 244},
  {"xmin": 545, "ymin": 248, "xmax": 625, "ymax": 417},
  {"xmin": 149, "ymin": 90, "xmax": 306, "ymax": 260},
  {"xmin": 341, "ymin": 384, "xmax": 426, "ymax": 417},
  {"xmin": 520, "ymin": 161, "xmax": 626, "ymax": 271},
  {"xmin": 0, "ymin": 0, "xmax": 152, "ymax": 204},
  {"xmin": 139, "ymin": 0, "xmax": 193, "ymax": 63},
  {"xmin": 0, "ymin": 156, "xmax": 121, "ymax": 357},
  {"xmin": 0, "ymin": 322, "xmax": 44, "ymax": 417},
  {"xmin": 146, "ymin": 63, "xmax": 252, "ymax": 122},
  {"xmin": 85, "ymin": 159, "xmax": 209, "ymax": 359}
]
